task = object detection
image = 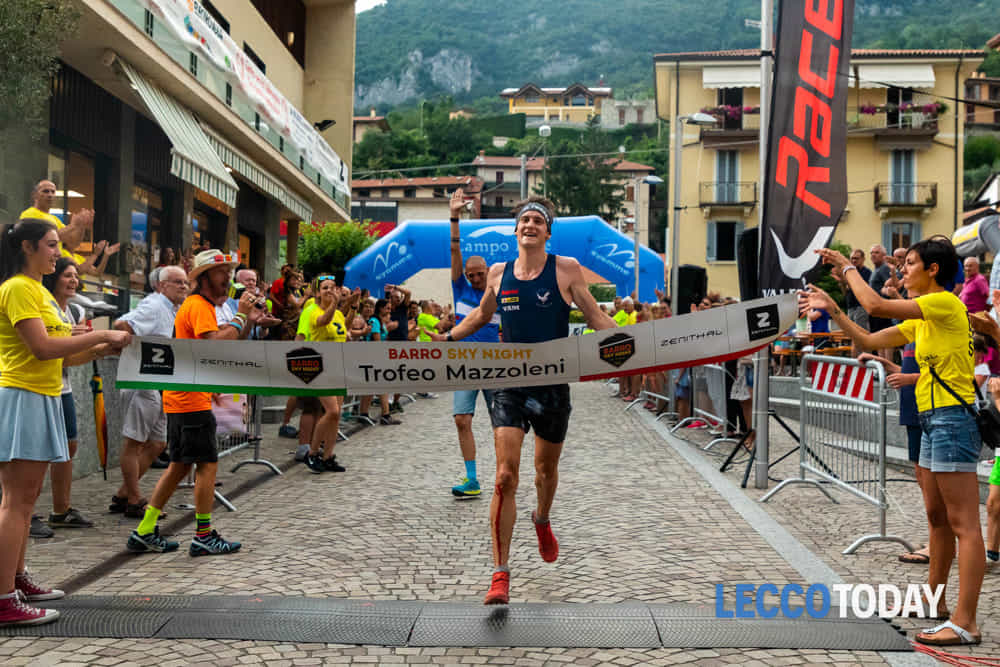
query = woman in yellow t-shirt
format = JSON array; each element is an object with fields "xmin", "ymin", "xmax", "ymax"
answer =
[
  {"xmin": 801, "ymin": 237, "xmax": 984, "ymax": 647},
  {"xmin": 301, "ymin": 277, "xmax": 354, "ymax": 475},
  {"xmin": 0, "ymin": 220, "xmax": 130, "ymax": 628}
]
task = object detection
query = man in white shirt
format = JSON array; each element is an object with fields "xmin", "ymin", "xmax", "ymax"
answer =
[{"xmin": 109, "ymin": 265, "xmax": 188, "ymax": 517}]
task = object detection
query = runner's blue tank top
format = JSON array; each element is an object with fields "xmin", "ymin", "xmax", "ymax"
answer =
[{"xmin": 498, "ymin": 254, "xmax": 571, "ymax": 343}]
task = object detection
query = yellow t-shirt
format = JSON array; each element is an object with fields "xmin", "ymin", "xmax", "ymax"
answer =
[
  {"xmin": 417, "ymin": 312, "xmax": 439, "ymax": 342},
  {"xmin": 896, "ymin": 291, "xmax": 975, "ymax": 413},
  {"xmin": 307, "ymin": 306, "xmax": 347, "ymax": 342},
  {"xmin": 19, "ymin": 207, "xmax": 85, "ymax": 264},
  {"xmin": 0, "ymin": 275, "xmax": 72, "ymax": 397},
  {"xmin": 613, "ymin": 310, "xmax": 637, "ymax": 326}
]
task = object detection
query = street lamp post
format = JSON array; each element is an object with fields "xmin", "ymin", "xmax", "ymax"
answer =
[
  {"xmin": 634, "ymin": 174, "xmax": 664, "ymax": 298},
  {"xmin": 670, "ymin": 112, "xmax": 717, "ymax": 316},
  {"xmin": 539, "ymin": 124, "xmax": 551, "ymax": 199}
]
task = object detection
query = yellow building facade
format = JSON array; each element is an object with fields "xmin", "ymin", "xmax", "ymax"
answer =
[
  {"xmin": 1, "ymin": 0, "xmax": 355, "ymax": 286},
  {"xmin": 500, "ymin": 83, "xmax": 612, "ymax": 126},
  {"xmin": 655, "ymin": 49, "xmax": 983, "ymax": 299}
]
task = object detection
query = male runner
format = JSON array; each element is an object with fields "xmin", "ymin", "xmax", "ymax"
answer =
[
  {"xmin": 447, "ymin": 188, "xmax": 500, "ymax": 497},
  {"xmin": 434, "ymin": 197, "xmax": 616, "ymax": 604}
]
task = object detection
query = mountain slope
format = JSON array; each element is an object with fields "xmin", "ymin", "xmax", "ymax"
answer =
[{"xmin": 354, "ymin": 0, "xmax": 997, "ymax": 110}]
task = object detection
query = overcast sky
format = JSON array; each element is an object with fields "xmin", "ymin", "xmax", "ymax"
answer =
[{"xmin": 356, "ymin": 0, "xmax": 387, "ymax": 12}]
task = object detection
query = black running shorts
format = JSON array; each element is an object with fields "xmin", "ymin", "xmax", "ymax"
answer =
[
  {"xmin": 167, "ymin": 411, "xmax": 218, "ymax": 464},
  {"xmin": 489, "ymin": 384, "xmax": 572, "ymax": 444}
]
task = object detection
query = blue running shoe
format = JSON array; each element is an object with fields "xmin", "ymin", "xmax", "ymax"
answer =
[
  {"xmin": 452, "ymin": 477, "xmax": 481, "ymax": 497},
  {"xmin": 189, "ymin": 530, "xmax": 241, "ymax": 557},
  {"xmin": 126, "ymin": 527, "xmax": 179, "ymax": 553}
]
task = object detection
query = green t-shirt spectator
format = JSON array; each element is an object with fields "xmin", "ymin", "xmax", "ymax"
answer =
[{"xmin": 417, "ymin": 312, "xmax": 440, "ymax": 342}]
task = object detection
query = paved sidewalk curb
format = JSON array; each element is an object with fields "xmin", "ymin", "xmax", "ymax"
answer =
[{"xmin": 639, "ymin": 410, "xmax": 937, "ymax": 667}]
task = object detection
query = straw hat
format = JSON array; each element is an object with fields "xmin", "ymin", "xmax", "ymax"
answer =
[{"xmin": 188, "ymin": 249, "xmax": 240, "ymax": 282}]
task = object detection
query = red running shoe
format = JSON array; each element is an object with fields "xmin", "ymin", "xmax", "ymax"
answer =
[
  {"xmin": 532, "ymin": 510, "xmax": 559, "ymax": 562},
  {"xmin": 15, "ymin": 571, "xmax": 64, "ymax": 602},
  {"xmin": 0, "ymin": 592, "xmax": 59, "ymax": 627},
  {"xmin": 483, "ymin": 571, "xmax": 510, "ymax": 605}
]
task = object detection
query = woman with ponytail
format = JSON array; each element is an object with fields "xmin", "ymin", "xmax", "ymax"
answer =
[{"xmin": 0, "ymin": 220, "xmax": 130, "ymax": 628}]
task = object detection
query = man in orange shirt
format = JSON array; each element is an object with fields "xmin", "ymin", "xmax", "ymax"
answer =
[{"xmin": 126, "ymin": 250, "xmax": 262, "ymax": 556}]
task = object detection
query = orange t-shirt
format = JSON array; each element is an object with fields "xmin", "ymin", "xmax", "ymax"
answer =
[{"xmin": 163, "ymin": 294, "xmax": 218, "ymax": 414}]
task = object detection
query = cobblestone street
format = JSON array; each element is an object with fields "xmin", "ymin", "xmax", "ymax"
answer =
[{"xmin": 3, "ymin": 381, "xmax": 995, "ymax": 665}]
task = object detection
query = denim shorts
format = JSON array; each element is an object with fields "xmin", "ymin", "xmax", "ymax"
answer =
[
  {"xmin": 452, "ymin": 389, "xmax": 494, "ymax": 416},
  {"xmin": 61, "ymin": 392, "xmax": 78, "ymax": 441},
  {"xmin": 918, "ymin": 405, "xmax": 981, "ymax": 473},
  {"xmin": 672, "ymin": 369, "xmax": 691, "ymax": 400}
]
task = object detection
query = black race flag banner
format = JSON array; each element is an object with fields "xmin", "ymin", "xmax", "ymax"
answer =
[
  {"xmin": 117, "ymin": 295, "xmax": 797, "ymax": 395},
  {"xmin": 759, "ymin": 0, "xmax": 855, "ymax": 294}
]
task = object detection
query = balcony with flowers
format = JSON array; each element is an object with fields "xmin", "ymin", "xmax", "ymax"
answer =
[
  {"xmin": 699, "ymin": 105, "xmax": 760, "ymax": 149},
  {"xmin": 848, "ymin": 98, "xmax": 948, "ymax": 134}
]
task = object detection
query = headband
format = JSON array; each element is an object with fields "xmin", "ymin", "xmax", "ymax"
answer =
[{"xmin": 517, "ymin": 202, "xmax": 553, "ymax": 228}]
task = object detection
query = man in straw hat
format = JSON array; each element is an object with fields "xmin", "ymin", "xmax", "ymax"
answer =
[{"xmin": 126, "ymin": 249, "xmax": 264, "ymax": 557}]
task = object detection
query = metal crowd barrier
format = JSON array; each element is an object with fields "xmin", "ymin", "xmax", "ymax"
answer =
[
  {"xmin": 624, "ymin": 369, "xmax": 678, "ymax": 423},
  {"xmin": 339, "ymin": 394, "xmax": 376, "ymax": 440},
  {"xmin": 214, "ymin": 395, "xmax": 281, "ymax": 511},
  {"xmin": 671, "ymin": 364, "xmax": 740, "ymax": 451},
  {"xmin": 761, "ymin": 355, "xmax": 914, "ymax": 555}
]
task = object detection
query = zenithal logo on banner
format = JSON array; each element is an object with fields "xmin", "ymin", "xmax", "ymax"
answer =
[
  {"xmin": 140, "ymin": 342, "xmax": 175, "ymax": 375},
  {"xmin": 286, "ymin": 347, "xmax": 323, "ymax": 384},
  {"xmin": 598, "ymin": 332, "xmax": 635, "ymax": 368}
]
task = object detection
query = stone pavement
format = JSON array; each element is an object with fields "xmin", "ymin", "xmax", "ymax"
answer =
[{"xmin": 3, "ymin": 381, "xmax": 989, "ymax": 665}]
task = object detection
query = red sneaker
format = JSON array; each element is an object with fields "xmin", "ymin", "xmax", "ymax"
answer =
[
  {"xmin": 483, "ymin": 571, "xmax": 510, "ymax": 605},
  {"xmin": 15, "ymin": 571, "xmax": 64, "ymax": 602},
  {"xmin": 532, "ymin": 511, "xmax": 559, "ymax": 563},
  {"xmin": 0, "ymin": 592, "xmax": 59, "ymax": 627}
]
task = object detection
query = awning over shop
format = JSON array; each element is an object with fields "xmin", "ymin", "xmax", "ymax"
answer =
[
  {"xmin": 205, "ymin": 130, "xmax": 313, "ymax": 222},
  {"xmin": 856, "ymin": 64, "xmax": 936, "ymax": 89},
  {"xmin": 118, "ymin": 59, "xmax": 239, "ymax": 207},
  {"xmin": 703, "ymin": 66, "xmax": 761, "ymax": 89}
]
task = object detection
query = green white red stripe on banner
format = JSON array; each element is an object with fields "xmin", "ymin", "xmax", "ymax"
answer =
[{"xmin": 115, "ymin": 295, "xmax": 798, "ymax": 395}]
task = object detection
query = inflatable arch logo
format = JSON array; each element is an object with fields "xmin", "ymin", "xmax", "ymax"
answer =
[{"xmin": 344, "ymin": 216, "xmax": 665, "ymax": 303}]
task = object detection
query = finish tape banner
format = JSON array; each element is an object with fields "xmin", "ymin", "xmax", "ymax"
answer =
[{"xmin": 116, "ymin": 295, "xmax": 797, "ymax": 395}]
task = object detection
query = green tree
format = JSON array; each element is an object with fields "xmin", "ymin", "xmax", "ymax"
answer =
[
  {"xmin": 298, "ymin": 221, "xmax": 378, "ymax": 285},
  {"xmin": 966, "ymin": 135, "xmax": 1000, "ymax": 171},
  {"xmin": 537, "ymin": 116, "xmax": 624, "ymax": 221},
  {"xmin": 0, "ymin": 0, "xmax": 79, "ymax": 135}
]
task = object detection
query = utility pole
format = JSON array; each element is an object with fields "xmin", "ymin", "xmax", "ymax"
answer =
[
  {"xmin": 520, "ymin": 154, "xmax": 527, "ymax": 200},
  {"xmin": 753, "ymin": 0, "xmax": 774, "ymax": 490}
]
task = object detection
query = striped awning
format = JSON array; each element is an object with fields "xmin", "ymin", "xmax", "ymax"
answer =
[
  {"xmin": 118, "ymin": 59, "xmax": 239, "ymax": 207},
  {"xmin": 204, "ymin": 130, "xmax": 313, "ymax": 222}
]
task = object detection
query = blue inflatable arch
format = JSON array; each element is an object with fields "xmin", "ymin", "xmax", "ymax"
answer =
[{"xmin": 344, "ymin": 216, "xmax": 666, "ymax": 304}]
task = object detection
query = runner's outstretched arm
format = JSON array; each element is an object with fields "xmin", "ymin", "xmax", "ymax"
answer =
[{"xmin": 450, "ymin": 188, "xmax": 466, "ymax": 283}]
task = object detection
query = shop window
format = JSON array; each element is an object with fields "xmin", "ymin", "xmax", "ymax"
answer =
[{"xmin": 130, "ymin": 184, "xmax": 164, "ymax": 286}]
